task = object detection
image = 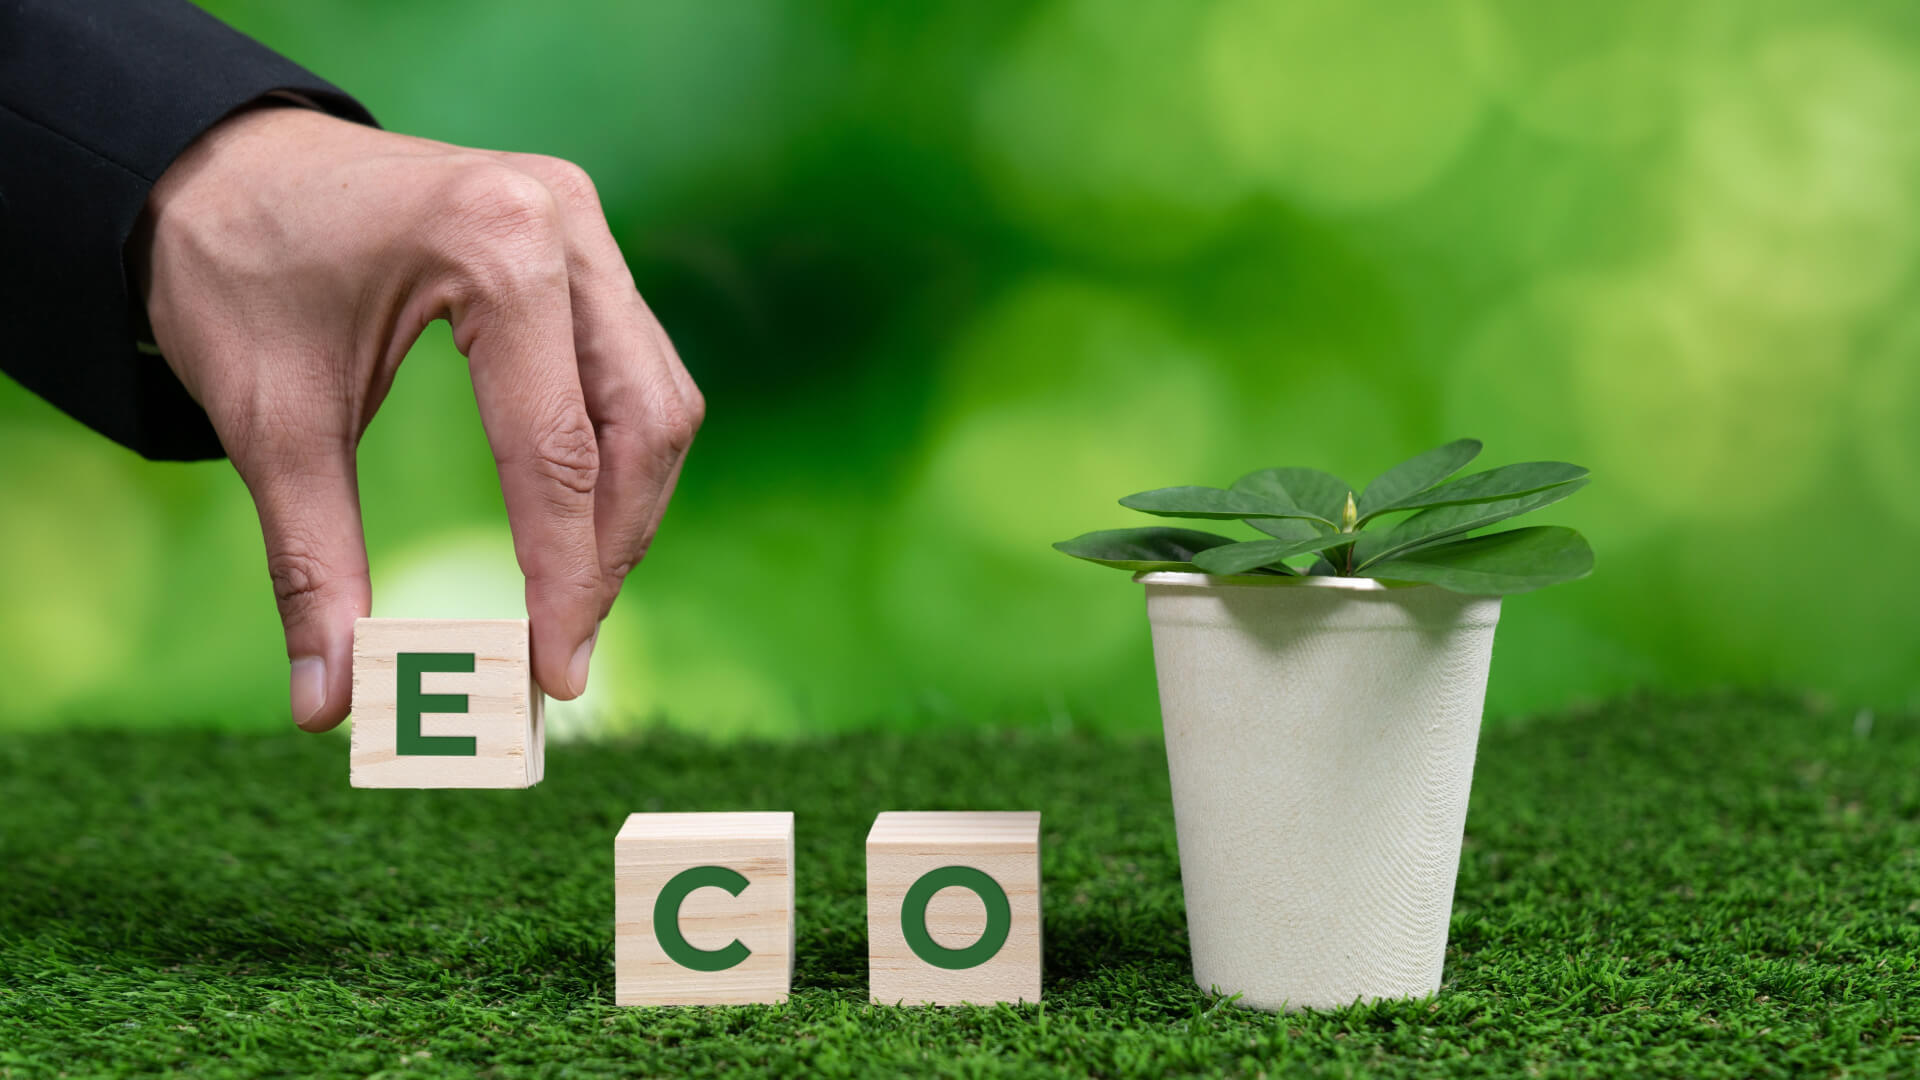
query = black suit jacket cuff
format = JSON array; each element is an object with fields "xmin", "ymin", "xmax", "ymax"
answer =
[{"xmin": 1, "ymin": 0, "xmax": 378, "ymax": 460}]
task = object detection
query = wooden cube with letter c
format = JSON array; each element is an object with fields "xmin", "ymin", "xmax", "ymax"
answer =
[
  {"xmin": 349, "ymin": 618, "xmax": 544, "ymax": 788},
  {"xmin": 866, "ymin": 811, "xmax": 1042, "ymax": 1005},
  {"xmin": 614, "ymin": 812, "xmax": 796, "ymax": 1006}
]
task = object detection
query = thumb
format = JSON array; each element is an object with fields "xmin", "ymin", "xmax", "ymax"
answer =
[{"xmin": 238, "ymin": 448, "xmax": 371, "ymax": 733}]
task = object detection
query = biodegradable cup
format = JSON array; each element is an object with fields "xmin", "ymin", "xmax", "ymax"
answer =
[{"xmin": 1140, "ymin": 572, "xmax": 1501, "ymax": 1012}]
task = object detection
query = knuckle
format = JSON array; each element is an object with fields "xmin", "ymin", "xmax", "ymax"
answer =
[
  {"xmin": 600, "ymin": 398, "xmax": 696, "ymax": 476},
  {"xmin": 265, "ymin": 545, "xmax": 333, "ymax": 622},
  {"xmin": 608, "ymin": 545, "xmax": 650, "ymax": 587},
  {"xmin": 438, "ymin": 164, "xmax": 567, "ymax": 296},
  {"xmin": 655, "ymin": 401, "xmax": 699, "ymax": 459},
  {"xmin": 528, "ymin": 156, "xmax": 601, "ymax": 210},
  {"xmin": 528, "ymin": 567, "xmax": 603, "ymax": 616},
  {"xmin": 448, "ymin": 162, "xmax": 562, "ymax": 239},
  {"xmin": 681, "ymin": 386, "xmax": 707, "ymax": 434},
  {"xmin": 528, "ymin": 412, "xmax": 601, "ymax": 498}
]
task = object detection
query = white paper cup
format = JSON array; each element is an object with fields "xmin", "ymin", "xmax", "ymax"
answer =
[{"xmin": 1140, "ymin": 572, "xmax": 1501, "ymax": 1012}]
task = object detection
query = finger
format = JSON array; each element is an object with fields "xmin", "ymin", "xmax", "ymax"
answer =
[
  {"xmin": 627, "ymin": 301, "xmax": 705, "ymax": 600},
  {"xmin": 442, "ymin": 176, "xmax": 604, "ymax": 700},
  {"xmin": 580, "ymin": 328, "xmax": 698, "ymax": 620},
  {"xmin": 232, "ymin": 434, "xmax": 371, "ymax": 733},
  {"xmin": 510, "ymin": 157, "xmax": 702, "ymax": 616}
]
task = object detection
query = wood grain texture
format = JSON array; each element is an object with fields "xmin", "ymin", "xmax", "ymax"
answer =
[
  {"xmin": 614, "ymin": 812, "xmax": 795, "ymax": 1006},
  {"xmin": 867, "ymin": 811, "xmax": 1042, "ymax": 1006},
  {"xmin": 349, "ymin": 618, "xmax": 543, "ymax": 789}
]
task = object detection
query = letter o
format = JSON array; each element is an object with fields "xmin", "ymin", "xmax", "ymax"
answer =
[{"xmin": 900, "ymin": 865, "xmax": 1011, "ymax": 970}]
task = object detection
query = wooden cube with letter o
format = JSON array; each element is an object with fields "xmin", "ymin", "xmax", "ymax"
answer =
[
  {"xmin": 349, "ymin": 618, "xmax": 544, "ymax": 788},
  {"xmin": 614, "ymin": 812, "xmax": 796, "ymax": 1006},
  {"xmin": 866, "ymin": 811, "xmax": 1042, "ymax": 1005}
]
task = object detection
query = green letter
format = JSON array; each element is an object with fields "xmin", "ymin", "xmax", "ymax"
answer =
[
  {"xmin": 396, "ymin": 652, "xmax": 477, "ymax": 756},
  {"xmin": 901, "ymin": 865, "xmax": 1011, "ymax": 970},
  {"xmin": 654, "ymin": 865, "xmax": 752, "ymax": 972}
]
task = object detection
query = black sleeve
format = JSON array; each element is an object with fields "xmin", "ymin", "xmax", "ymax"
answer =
[{"xmin": 0, "ymin": 0, "xmax": 376, "ymax": 460}]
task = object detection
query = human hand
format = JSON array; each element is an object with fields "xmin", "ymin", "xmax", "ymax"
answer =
[{"xmin": 131, "ymin": 106, "xmax": 703, "ymax": 732}]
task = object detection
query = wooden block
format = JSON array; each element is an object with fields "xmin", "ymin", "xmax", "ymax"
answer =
[
  {"xmin": 615, "ymin": 812, "xmax": 795, "ymax": 1006},
  {"xmin": 349, "ymin": 618, "xmax": 544, "ymax": 788},
  {"xmin": 867, "ymin": 811, "xmax": 1042, "ymax": 1006}
]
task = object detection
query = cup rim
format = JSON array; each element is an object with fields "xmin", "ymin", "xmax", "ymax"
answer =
[{"xmin": 1133, "ymin": 571, "xmax": 1407, "ymax": 591}]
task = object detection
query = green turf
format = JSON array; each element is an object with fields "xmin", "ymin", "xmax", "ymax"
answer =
[{"xmin": 2, "ymin": 693, "xmax": 1917, "ymax": 1078}]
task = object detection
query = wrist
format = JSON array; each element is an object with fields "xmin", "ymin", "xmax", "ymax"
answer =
[{"xmin": 127, "ymin": 104, "xmax": 342, "ymax": 309}]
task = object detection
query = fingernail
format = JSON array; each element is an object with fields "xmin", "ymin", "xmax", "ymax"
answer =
[
  {"xmin": 291, "ymin": 656, "xmax": 327, "ymax": 729},
  {"xmin": 567, "ymin": 629, "xmax": 598, "ymax": 698}
]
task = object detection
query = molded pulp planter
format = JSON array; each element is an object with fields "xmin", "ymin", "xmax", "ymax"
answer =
[{"xmin": 1139, "ymin": 572, "xmax": 1501, "ymax": 1012}]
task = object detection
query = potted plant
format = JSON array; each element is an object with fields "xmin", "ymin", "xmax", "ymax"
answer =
[{"xmin": 1055, "ymin": 439, "xmax": 1591, "ymax": 1012}]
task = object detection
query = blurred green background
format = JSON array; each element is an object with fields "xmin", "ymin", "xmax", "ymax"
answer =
[{"xmin": 3, "ymin": 0, "xmax": 1916, "ymax": 736}]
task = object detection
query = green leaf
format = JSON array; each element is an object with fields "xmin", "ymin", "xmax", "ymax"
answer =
[
  {"xmin": 1352, "ymin": 478, "xmax": 1589, "ymax": 570},
  {"xmin": 1361, "ymin": 461, "xmax": 1588, "ymax": 521},
  {"xmin": 1189, "ymin": 532, "xmax": 1364, "ymax": 576},
  {"xmin": 1357, "ymin": 438, "xmax": 1481, "ymax": 519},
  {"xmin": 1245, "ymin": 517, "xmax": 1329, "ymax": 542},
  {"xmin": 1360, "ymin": 526, "xmax": 1594, "ymax": 594},
  {"xmin": 1229, "ymin": 467, "xmax": 1350, "ymax": 525},
  {"xmin": 1051, "ymin": 527, "xmax": 1238, "ymax": 572},
  {"xmin": 1119, "ymin": 485, "xmax": 1334, "ymax": 523}
]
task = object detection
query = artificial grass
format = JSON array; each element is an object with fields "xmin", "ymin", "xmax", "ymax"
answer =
[{"xmin": 2, "ymin": 693, "xmax": 1916, "ymax": 1078}]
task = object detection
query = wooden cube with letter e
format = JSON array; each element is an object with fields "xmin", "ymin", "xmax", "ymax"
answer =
[
  {"xmin": 349, "ymin": 618, "xmax": 544, "ymax": 788},
  {"xmin": 867, "ymin": 811, "xmax": 1042, "ymax": 1005}
]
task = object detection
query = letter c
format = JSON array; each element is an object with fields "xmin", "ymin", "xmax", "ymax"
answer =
[{"xmin": 654, "ymin": 865, "xmax": 752, "ymax": 972}]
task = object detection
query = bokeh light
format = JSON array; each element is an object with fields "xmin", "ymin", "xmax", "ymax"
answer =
[
  {"xmin": 975, "ymin": 0, "xmax": 1246, "ymax": 259},
  {"xmin": 1675, "ymin": 27, "xmax": 1920, "ymax": 320},
  {"xmin": 1856, "ymin": 303, "xmax": 1920, "ymax": 533},
  {"xmin": 1204, "ymin": 0, "xmax": 1484, "ymax": 209},
  {"xmin": 2, "ymin": 0, "xmax": 1915, "ymax": 732},
  {"xmin": 0, "ymin": 429, "xmax": 159, "ymax": 720},
  {"xmin": 1471, "ymin": 0, "xmax": 1682, "ymax": 148}
]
